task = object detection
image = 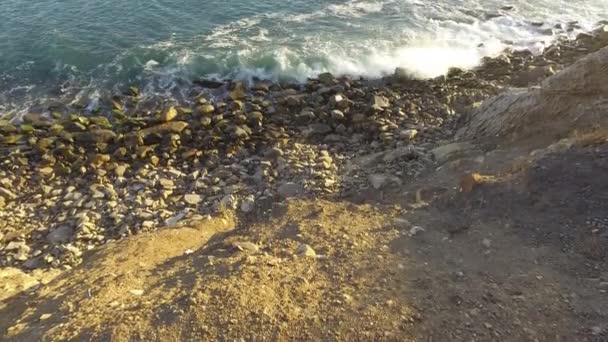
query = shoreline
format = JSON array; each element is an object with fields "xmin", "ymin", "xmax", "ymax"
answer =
[
  {"xmin": 2, "ymin": 22, "xmax": 608, "ymax": 121},
  {"xmin": 0, "ymin": 25, "xmax": 607, "ymax": 270}
]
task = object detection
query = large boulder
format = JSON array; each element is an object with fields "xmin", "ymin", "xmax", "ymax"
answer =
[{"xmin": 458, "ymin": 47, "xmax": 608, "ymax": 146}]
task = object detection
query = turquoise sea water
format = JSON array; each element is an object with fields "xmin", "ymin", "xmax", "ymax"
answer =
[{"xmin": 0, "ymin": 0, "xmax": 606, "ymax": 115}]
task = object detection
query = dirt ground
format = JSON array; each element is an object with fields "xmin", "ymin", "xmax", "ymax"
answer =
[{"xmin": 1, "ymin": 126, "xmax": 607, "ymax": 341}]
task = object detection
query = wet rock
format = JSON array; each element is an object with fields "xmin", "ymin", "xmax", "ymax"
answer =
[
  {"xmin": 193, "ymin": 78, "xmax": 224, "ymax": 88},
  {"xmin": 90, "ymin": 116, "xmax": 112, "ymax": 129},
  {"xmin": 200, "ymin": 104, "xmax": 215, "ymax": 115},
  {"xmin": 162, "ymin": 106, "xmax": 178, "ymax": 122},
  {"xmin": 75, "ymin": 129, "xmax": 117, "ymax": 144},
  {"xmin": 229, "ymin": 81, "xmax": 246, "ymax": 100},
  {"xmin": 285, "ymin": 95, "xmax": 302, "ymax": 107},
  {"xmin": 394, "ymin": 67, "xmax": 412, "ymax": 82},
  {"xmin": 138, "ymin": 121, "xmax": 189, "ymax": 138},
  {"xmin": 511, "ymin": 66, "xmax": 556, "ymax": 87},
  {"xmin": 318, "ymin": 72, "xmax": 335, "ymax": 86}
]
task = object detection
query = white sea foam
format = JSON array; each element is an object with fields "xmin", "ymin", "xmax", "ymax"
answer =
[
  {"xmin": 144, "ymin": 60, "xmax": 160, "ymax": 70},
  {"xmin": 327, "ymin": 0, "xmax": 388, "ymax": 18}
]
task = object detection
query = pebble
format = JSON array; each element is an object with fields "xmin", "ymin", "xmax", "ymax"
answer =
[
  {"xmin": 331, "ymin": 109, "xmax": 345, "ymax": 121},
  {"xmin": 393, "ymin": 218, "xmax": 412, "ymax": 229},
  {"xmin": 184, "ymin": 194, "xmax": 203, "ymax": 205},
  {"xmin": 159, "ymin": 178, "xmax": 175, "ymax": 189},
  {"xmin": 233, "ymin": 241, "xmax": 260, "ymax": 253},
  {"xmin": 0, "ymin": 187, "xmax": 17, "ymax": 200},
  {"xmin": 399, "ymin": 129, "xmax": 418, "ymax": 141},
  {"xmin": 240, "ymin": 196, "xmax": 255, "ymax": 213},
  {"xmin": 39, "ymin": 313, "xmax": 53, "ymax": 321},
  {"xmin": 220, "ymin": 195, "xmax": 238, "ymax": 210},
  {"xmin": 129, "ymin": 289, "xmax": 144, "ymax": 296},
  {"xmin": 408, "ymin": 226, "xmax": 425, "ymax": 236},
  {"xmin": 296, "ymin": 244, "xmax": 317, "ymax": 257},
  {"xmin": 591, "ymin": 326, "xmax": 603, "ymax": 336}
]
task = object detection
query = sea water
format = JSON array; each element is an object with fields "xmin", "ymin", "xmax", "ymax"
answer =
[{"xmin": 0, "ymin": 0, "xmax": 606, "ymax": 115}]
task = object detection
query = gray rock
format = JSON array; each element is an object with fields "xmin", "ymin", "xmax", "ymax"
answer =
[
  {"xmin": 233, "ymin": 126, "xmax": 249, "ymax": 139},
  {"xmin": 394, "ymin": 67, "xmax": 412, "ymax": 82},
  {"xmin": 23, "ymin": 257, "xmax": 42, "ymax": 269},
  {"xmin": 331, "ymin": 109, "xmax": 345, "ymax": 121},
  {"xmin": 399, "ymin": 129, "xmax": 418, "ymax": 141},
  {"xmin": 47, "ymin": 225, "xmax": 74, "ymax": 244},
  {"xmin": 220, "ymin": 194, "xmax": 238, "ymax": 210},
  {"xmin": 277, "ymin": 182, "xmax": 302, "ymax": 197},
  {"xmin": 368, "ymin": 174, "xmax": 401, "ymax": 190},
  {"xmin": 372, "ymin": 95, "xmax": 390, "ymax": 110},
  {"xmin": 409, "ymin": 226, "xmax": 425, "ymax": 236},
  {"xmin": 318, "ymin": 72, "xmax": 335, "ymax": 86},
  {"xmin": 383, "ymin": 146, "xmax": 418, "ymax": 163},
  {"xmin": 240, "ymin": 196, "xmax": 255, "ymax": 213},
  {"xmin": 393, "ymin": 218, "xmax": 412, "ymax": 229},
  {"xmin": 306, "ymin": 123, "xmax": 332, "ymax": 136},
  {"xmin": 511, "ymin": 66, "xmax": 556, "ymax": 87},
  {"xmin": 431, "ymin": 142, "xmax": 475, "ymax": 164},
  {"xmin": 165, "ymin": 212, "xmax": 186, "ymax": 226}
]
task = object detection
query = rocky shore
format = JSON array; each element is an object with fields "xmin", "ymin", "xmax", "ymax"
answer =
[{"xmin": 1, "ymin": 25, "xmax": 607, "ymax": 270}]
